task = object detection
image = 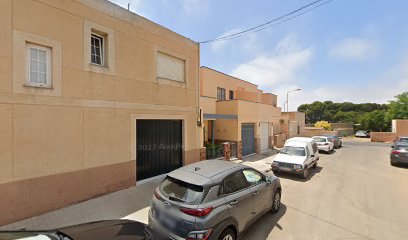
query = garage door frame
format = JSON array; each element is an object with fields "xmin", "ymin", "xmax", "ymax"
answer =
[
  {"xmin": 241, "ymin": 123, "xmax": 255, "ymax": 157},
  {"xmin": 131, "ymin": 114, "xmax": 187, "ymax": 182},
  {"xmin": 260, "ymin": 122, "xmax": 269, "ymax": 152}
]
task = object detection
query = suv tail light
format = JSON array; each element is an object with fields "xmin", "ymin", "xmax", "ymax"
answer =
[
  {"xmin": 392, "ymin": 150, "xmax": 400, "ymax": 155},
  {"xmin": 180, "ymin": 207, "xmax": 213, "ymax": 217},
  {"xmin": 154, "ymin": 190, "xmax": 162, "ymax": 200}
]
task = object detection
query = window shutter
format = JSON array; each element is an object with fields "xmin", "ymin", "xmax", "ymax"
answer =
[{"xmin": 157, "ymin": 52, "xmax": 185, "ymax": 82}]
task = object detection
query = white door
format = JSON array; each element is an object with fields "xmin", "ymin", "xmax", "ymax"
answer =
[{"xmin": 260, "ymin": 123, "xmax": 269, "ymax": 151}]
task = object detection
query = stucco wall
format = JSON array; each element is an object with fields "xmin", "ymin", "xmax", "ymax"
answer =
[
  {"xmin": 371, "ymin": 132, "xmax": 398, "ymax": 142},
  {"xmin": 303, "ymin": 127, "xmax": 339, "ymax": 137},
  {"xmin": 0, "ymin": 0, "xmax": 200, "ymax": 225},
  {"xmin": 393, "ymin": 119, "xmax": 408, "ymax": 135}
]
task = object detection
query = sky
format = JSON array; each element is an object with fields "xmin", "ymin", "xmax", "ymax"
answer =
[{"xmin": 109, "ymin": 0, "xmax": 408, "ymax": 111}]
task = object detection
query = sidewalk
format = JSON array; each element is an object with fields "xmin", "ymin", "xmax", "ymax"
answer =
[
  {"xmin": 0, "ymin": 175, "xmax": 164, "ymax": 231},
  {"xmin": 233, "ymin": 149, "xmax": 278, "ymax": 172}
]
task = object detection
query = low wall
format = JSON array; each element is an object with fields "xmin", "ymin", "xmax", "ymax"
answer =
[
  {"xmin": 274, "ymin": 133, "xmax": 287, "ymax": 148},
  {"xmin": 370, "ymin": 132, "xmax": 397, "ymax": 142},
  {"xmin": 337, "ymin": 128, "xmax": 354, "ymax": 137},
  {"xmin": 303, "ymin": 127, "xmax": 339, "ymax": 137}
]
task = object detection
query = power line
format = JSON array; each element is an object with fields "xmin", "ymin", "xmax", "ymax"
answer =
[{"xmin": 199, "ymin": 0, "xmax": 334, "ymax": 44}]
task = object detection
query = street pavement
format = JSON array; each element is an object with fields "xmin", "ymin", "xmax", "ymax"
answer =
[
  {"xmin": 240, "ymin": 139, "xmax": 408, "ymax": 240},
  {"xmin": 2, "ymin": 139, "xmax": 408, "ymax": 240}
]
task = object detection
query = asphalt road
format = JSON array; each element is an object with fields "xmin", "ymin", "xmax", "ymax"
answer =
[{"xmin": 241, "ymin": 140, "xmax": 408, "ymax": 240}]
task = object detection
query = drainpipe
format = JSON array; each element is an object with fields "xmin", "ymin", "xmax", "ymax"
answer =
[{"xmin": 212, "ymin": 120, "xmax": 215, "ymax": 145}]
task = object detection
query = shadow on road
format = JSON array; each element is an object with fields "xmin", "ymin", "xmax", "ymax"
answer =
[
  {"xmin": 240, "ymin": 204, "xmax": 287, "ymax": 240},
  {"xmin": 392, "ymin": 163, "xmax": 408, "ymax": 169},
  {"xmin": 319, "ymin": 150, "xmax": 336, "ymax": 155},
  {"xmin": 274, "ymin": 166, "xmax": 323, "ymax": 182}
]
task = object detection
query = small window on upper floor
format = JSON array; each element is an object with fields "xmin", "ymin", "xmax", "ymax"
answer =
[
  {"xmin": 157, "ymin": 52, "xmax": 186, "ymax": 82},
  {"xmin": 229, "ymin": 90, "xmax": 234, "ymax": 100},
  {"xmin": 217, "ymin": 87, "xmax": 226, "ymax": 101},
  {"xmin": 91, "ymin": 33, "xmax": 104, "ymax": 66},
  {"xmin": 26, "ymin": 43, "xmax": 52, "ymax": 88}
]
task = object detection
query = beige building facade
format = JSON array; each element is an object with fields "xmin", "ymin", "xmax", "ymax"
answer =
[
  {"xmin": 0, "ymin": 0, "xmax": 201, "ymax": 225},
  {"xmin": 200, "ymin": 67, "xmax": 282, "ymax": 158}
]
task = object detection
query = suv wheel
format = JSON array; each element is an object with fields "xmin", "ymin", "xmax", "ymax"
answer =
[
  {"xmin": 271, "ymin": 190, "xmax": 281, "ymax": 213},
  {"xmin": 219, "ymin": 228, "xmax": 235, "ymax": 240},
  {"xmin": 313, "ymin": 162, "xmax": 318, "ymax": 168},
  {"xmin": 301, "ymin": 168, "xmax": 309, "ymax": 179}
]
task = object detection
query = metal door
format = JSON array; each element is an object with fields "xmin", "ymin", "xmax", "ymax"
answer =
[
  {"xmin": 241, "ymin": 123, "xmax": 255, "ymax": 156},
  {"xmin": 260, "ymin": 123, "xmax": 269, "ymax": 151},
  {"xmin": 136, "ymin": 120, "xmax": 182, "ymax": 181}
]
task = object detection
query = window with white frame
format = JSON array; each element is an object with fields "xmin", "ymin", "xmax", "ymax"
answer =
[
  {"xmin": 91, "ymin": 33, "xmax": 104, "ymax": 65},
  {"xmin": 157, "ymin": 52, "xmax": 185, "ymax": 82},
  {"xmin": 26, "ymin": 44, "xmax": 52, "ymax": 87}
]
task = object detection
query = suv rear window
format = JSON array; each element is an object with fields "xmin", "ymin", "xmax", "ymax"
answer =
[
  {"xmin": 395, "ymin": 145, "xmax": 408, "ymax": 151},
  {"xmin": 160, "ymin": 177, "xmax": 204, "ymax": 205},
  {"xmin": 398, "ymin": 138, "xmax": 408, "ymax": 143}
]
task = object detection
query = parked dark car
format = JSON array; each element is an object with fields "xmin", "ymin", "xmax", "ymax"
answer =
[
  {"xmin": 393, "ymin": 136, "xmax": 408, "ymax": 147},
  {"xmin": 0, "ymin": 220, "xmax": 153, "ymax": 240},
  {"xmin": 148, "ymin": 160, "xmax": 282, "ymax": 240},
  {"xmin": 322, "ymin": 134, "xmax": 343, "ymax": 148},
  {"xmin": 390, "ymin": 143, "xmax": 408, "ymax": 166}
]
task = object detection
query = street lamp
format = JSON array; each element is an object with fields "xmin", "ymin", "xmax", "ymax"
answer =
[{"xmin": 285, "ymin": 88, "xmax": 301, "ymax": 112}]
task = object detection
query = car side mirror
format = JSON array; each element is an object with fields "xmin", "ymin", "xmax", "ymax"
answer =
[{"xmin": 265, "ymin": 178, "xmax": 272, "ymax": 185}]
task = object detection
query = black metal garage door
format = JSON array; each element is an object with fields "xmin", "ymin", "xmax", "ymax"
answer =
[
  {"xmin": 241, "ymin": 123, "xmax": 255, "ymax": 156},
  {"xmin": 136, "ymin": 120, "xmax": 182, "ymax": 181}
]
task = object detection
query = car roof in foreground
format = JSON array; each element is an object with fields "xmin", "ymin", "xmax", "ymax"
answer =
[
  {"xmin": 168, "ymin": 160, "xmax": 246, "ymax": 186},
  {"xmin": 58, "ymin": 219, "xmax": 147, "ymax": 239},
  {"xmin": 0, "ymin": 220, "xmax": 147, "ymax": 240}
]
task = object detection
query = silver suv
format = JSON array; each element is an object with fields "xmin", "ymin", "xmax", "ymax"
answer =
[{"xmin": 148, "ymin": 160, "xmax": 282, "ymax": 240}]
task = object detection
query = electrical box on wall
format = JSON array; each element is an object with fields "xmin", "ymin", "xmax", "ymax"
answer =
[{"xmin": 197, "ymin": 108, "xmax": 202, "ymax": 126}]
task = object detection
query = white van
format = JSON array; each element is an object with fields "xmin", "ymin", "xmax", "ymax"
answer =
[{"xmin": 271, "ymin": 137, "xmax": 319, "ymax": 179}]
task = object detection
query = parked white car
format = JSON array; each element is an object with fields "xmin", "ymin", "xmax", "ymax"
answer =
[
  {"xmin": 272, "ymin": 137, "xmax": 319, "ymax": 179},
  {"xmin": 312, "ymin": 136, "xmax": 334, "ymax": 153}
]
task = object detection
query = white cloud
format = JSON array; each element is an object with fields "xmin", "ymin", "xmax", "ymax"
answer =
[
  {"xmin": 230, "ymin": 34, "xmax": 313, "ymax": 89},
  {"xmin": 285, "ymin": 60, "xmax": 408, "ymax": 111},
  {"xmin": 329, "ymin": 37, "xmax": 379, "ymax": 61},
  {"xmin": 179, "ymin": 0, "xmax": 208, "ymax": 16},
  {"xmin": 210, "ymin": 28, "xmax": 242, "ymax": 52}
]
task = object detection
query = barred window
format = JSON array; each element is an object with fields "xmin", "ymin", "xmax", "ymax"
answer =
[
  {"xmin": 157, "ymin": 52, "xmax": 185, "ymax": 82},
  {"xmin": 217, "ymin": 87, "xmax": 226, "ymax": 101}
]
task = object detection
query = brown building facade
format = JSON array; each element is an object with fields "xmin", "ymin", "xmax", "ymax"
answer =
[{"xmin": 0, "ymin": 0, "xmax": 201, "ymax": 225}]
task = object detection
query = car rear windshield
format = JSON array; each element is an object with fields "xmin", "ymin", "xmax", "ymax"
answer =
[
  {"xmin": 398, "ymin": 138, "xmax": 408, "ymax": 143},
  {"xmin": 313, "ymin": 137, "xmax": 326, "ymax": 142},
  {"xmin": 160, "ymin": 177, "xmax": 204, "ymax": 205},
  {"xmin": 281, "ymin": 146, "xmax": 306, "ymax": 156},
  {"xmin": 396, "ymin": 145, "xmax": 408, "ymax": 151}
]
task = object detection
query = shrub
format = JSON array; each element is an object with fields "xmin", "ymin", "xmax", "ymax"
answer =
[{"xmin": 315, "ymin": 121, "xmax": 333, "ymax": 131}]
